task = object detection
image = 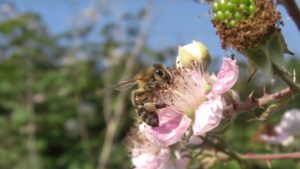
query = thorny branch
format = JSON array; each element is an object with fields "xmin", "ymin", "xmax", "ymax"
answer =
[
  {"xmin": 240, "ymin": 152, "xmax": 300, "ymax": 160},
  {"xmin": 201, "ymin": 136, "xmax": 242, "ymax": 162},
  {"xmin": 272, "ymin": 63, "xmax": 300, "ymax": 93},
  {"xmin": 234, "ymin": 62, "xmax": 300, "ymax": 113},
  {"xmin": 202, "ymin": 134, "xmax": 300, "ymax": 164},
  {"xmin": 234, "ymin": 87, "xmax": 293, "ymax": 113},
  {"xmin": 222, "ymin": 65, "xmax": 300, "ymax": 162},
  {"xmin": 277, "ymin": 0, "xmax": 300, "ymax": 31}
]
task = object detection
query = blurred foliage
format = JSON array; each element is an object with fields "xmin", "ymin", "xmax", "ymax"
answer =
[
  {"xmin": 0, "ymin": 4, "xmax": 176, "ymax": 168},
  {"xmin": 0, "ymin": 2, "xmax": 300, "ymax": 169}
]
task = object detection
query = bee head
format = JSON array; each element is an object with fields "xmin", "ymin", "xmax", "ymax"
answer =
[{"xmin": 153, "ymin": 64, "xmax": 172, "ymax": 84}]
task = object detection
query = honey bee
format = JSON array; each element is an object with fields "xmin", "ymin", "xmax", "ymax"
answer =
[{"xmin": 103, "ymin": 64, "xmax": 172, "ymax": 127}]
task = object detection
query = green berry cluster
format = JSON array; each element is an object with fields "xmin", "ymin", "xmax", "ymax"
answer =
[{"xmin": 212, "ymin": 0, "xmax": 256, "ymax": 28}]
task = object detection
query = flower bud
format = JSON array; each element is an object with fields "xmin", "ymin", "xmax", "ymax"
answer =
[{"xmin": 176, "ymin": 41, "xmax": 211, "ymax": 70}]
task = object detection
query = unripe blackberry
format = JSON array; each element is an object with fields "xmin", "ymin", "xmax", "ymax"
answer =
[
  {"xmin": 212, "ymin": 0, "xmax": 255, "ymax": 28},
  {"xmin": 211, "ymin": 0, "xmax": 281, "ymax": 51},
  {"xmin": 212, "ymin": 0, "xmax": 292, "ymax": 80}
]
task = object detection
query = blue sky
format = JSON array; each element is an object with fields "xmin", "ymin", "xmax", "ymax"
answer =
[{"xmin": 9, "ymin": 0, "xmax": 300, "ymax": 57}]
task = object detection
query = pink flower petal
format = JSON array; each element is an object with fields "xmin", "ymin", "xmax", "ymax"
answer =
[
  {"xmin": 193, "ymin": 96, "xmax": 224, "ymax": 135},
  {"xmin": 132, "ymin": 147, "xmax": 170, "ymax": 169},
  {"xmin": 212, "ymin": 57, "xmax": 238, "ymax": 95},
  {"xmin": 188, "ymin": 135, "xmax": 203, "ymax": 145},
  {"xmin": 276, "ymin": 109, "xmax": 300, "ymax": 136},
  {"xmin": 140, "ymin": 106, "xmax": 191, "ymax": 146},
  {"xmin": 174, "ymin": 152, "xmax": 189, "ymax": 169},
  {"xmin": 260, "ymin": 109, "xmax": 300, "ymax": 146},
  {"xmin": 260, "ymin": 133, "xmax": 294, "ymax": 145}
]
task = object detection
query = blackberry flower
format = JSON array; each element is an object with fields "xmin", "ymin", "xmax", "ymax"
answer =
[
  {"xmin": 139, "ymin": 57, "xmax": 239, "ymax": 146},
  {"xmin": 125, "ymin": 127, "xmax": 188, "ymax": 169}
]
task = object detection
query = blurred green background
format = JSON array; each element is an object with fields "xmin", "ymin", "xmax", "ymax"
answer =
[{"xmin": 0, "ymin": 0, "xmax": 300, "ymax": 169}]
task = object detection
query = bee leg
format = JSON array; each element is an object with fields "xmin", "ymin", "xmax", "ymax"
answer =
[
  {"xmin": 145, "ymin": 82, "xmax": 155, "ymax": 90},
  {"xmin": 143, "ymin": 102, "xmax": 168, "ymax": 111},
  {"xmin": 131, "ymin": 89, "xmax": 148, "ymax": 107},
  {"xmin": 143, "ymin": 102, "xmax": 156, "ymax": 112},
  {"xmin": 155, "ymin": 102, "xmax": 167, "ymax": 109}
]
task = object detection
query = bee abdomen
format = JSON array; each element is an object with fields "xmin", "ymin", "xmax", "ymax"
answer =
[{"xmin": 136, "ymin": 109, "xmax": 159, "ymax": 127}]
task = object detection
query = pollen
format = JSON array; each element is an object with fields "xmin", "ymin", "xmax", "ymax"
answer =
[{"xmin": 153, "ymin": 62, "xmax": 213, "ymax": 114}]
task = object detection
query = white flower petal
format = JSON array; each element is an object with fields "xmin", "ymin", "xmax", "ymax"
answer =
[
  {"xmin": 276, "ymin": 109, "xmax": 300, "ymax": 136},
  {"xmin": 193, "ymin": 96, "xmax": 224, "ymax": 135},
  {"xmin": 132, "ymin": 147, "xmax": 170, "ymax": 169}
]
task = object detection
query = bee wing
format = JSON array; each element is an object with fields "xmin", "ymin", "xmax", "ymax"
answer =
[
  {"xmin": 98, "ymin": 78, "xmax": 139, "ymax": 96},
  {"xmin": 114, "ymin": 79, "xmax": 138, "ymax": 91}
]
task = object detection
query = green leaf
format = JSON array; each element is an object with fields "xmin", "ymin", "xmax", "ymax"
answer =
[
  {"xmin": 242, "ymin": 32, "xmax": 291, "ymax": 81},
  {"xmin": 267, "ymin": 32, "xmax": 287, "ymax": 68},
  {"xmin": 244, "ymin": 45, "xmax": 272, "ymax": 79}
]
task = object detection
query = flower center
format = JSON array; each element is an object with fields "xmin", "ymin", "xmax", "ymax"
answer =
[{"xmin": 153, "ymin": 65, "xmax": 214, "ymax": 118}]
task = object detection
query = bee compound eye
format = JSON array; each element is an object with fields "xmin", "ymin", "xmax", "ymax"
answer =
[
  {"xmin": 231, "ymin": 54, "xmax": 235, "ymax": 60},
  {"xmin": 155, "ymin": 69, "xmax": 164, "ymax": 77}
]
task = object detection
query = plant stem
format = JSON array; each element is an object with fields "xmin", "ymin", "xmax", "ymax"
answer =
[
  {"xmin": 234, "ymin": 87, "xmax": 293, "ymax": 112},
  {"xmin": 75, "ymin": 92, "xmax": 91, "ymax": 157},
  {"xmin": 272, "ymin": 63, "xmax": 300, "ymax": 93},
  {"xmin": 234, "ymin": 63, "xmax": 300, "ymax": 113},
  {"xmin": 240, "ymin": 152, "xmax": 300, "ymax": 160},
  {"xmin": 26, "ymin": 53, "xmax": 38, "ymax": 169},
  {"xmin": 201, "ymin": 136, "xmax": 242, "ymax": 162},
  {"xmin": 277, "ymin": 0, "xmax": 300, "ymax": 32}
]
